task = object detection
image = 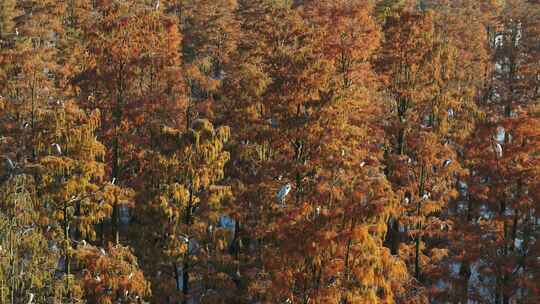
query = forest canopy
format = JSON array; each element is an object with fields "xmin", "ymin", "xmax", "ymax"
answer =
[{"xmin": 0, "ymin": 0, "xmax": 539, "ymax": 303}]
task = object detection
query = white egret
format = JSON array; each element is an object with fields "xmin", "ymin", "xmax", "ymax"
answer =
[
  {"xmin": 404, "ymin": 192, "xmax": 411, "ymax": 204},
  {"xmin": 276, "ymin": 183, "xmax": 292, "ymax": 203},
  {"xmin": 51, "ymin": 143, "xmax": 62, "ymax": 155},
  {"xmin": 443, "ymin": 159, "xmax": 452, "ymax": 168},
  {"xmin": 493, "ymin": 143, "xmax": 503, "ymax": 158},
  {"xmin": 27, "ymin": 293, "xmax": 34, "ymax": 304},
  {"xmin": 99, "ymin": 247, "xmax": 106, "ymax": 255},
  {"xmin": 179, "ymin": 235, "xmax": 189, "ymax": 243},
  {"xmin": 4, "ymin": 157, "xmax": 15, "ymax": 172}
]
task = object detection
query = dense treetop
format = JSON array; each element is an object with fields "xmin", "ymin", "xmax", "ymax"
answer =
[{"xmin": 0, "ymin": 0, "xmax": 538, "ymax": 303}]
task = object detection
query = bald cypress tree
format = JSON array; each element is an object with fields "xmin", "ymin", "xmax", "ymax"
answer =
[
  {"xmin": 0, "ymin": 174, "xmax": 64, "ymax": 303},
  {"xmin": 144, "ymin": 118, "xmax": 230, "ymax": 303},
  {"xmin": 70, "ymin": 1, "xmax": 186, "ymax": 244},
  {"xmin": 0, "ymin": 0, "xmax": 18, "ymax": 39}
]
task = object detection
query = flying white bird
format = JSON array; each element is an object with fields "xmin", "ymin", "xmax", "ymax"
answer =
[
  {"xmin": 51, "ymin": 143, "xmax": 62, "ymax": 155},
  {"xmin": 443, "ymin": 159, "xmax": 452, "ymax": 167},
  {"xmin": 276, "ymin": 183, "xmax": 292, "ymax": 203},
  {"xmin": 493, "ymin": 143, "xmax": 503, "ymax": 158}
]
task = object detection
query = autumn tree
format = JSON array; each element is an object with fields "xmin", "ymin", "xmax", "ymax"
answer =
[
  {"xmin": 31, "ymin": 102, "xmax": 116, "ymax": 302},
  {"xmin": 375, "ymin": 5, "xmax": 474, "ymax": 292},
  {"xmin": 143, "ymin": 118, "xmax": 231, "ymax": 303},
  {"xmin": 0, "ymin": 174, "xmax": 67, "ymax": 303},
  {"xmin": 70, "ymin": 1, "xmax": 185, "ymax": 243},
  {"xmin": 218, "ymin": 1, "xmax": 415, "ymax": 302},
  {"xmin": 73, "ymin": 243, "xmax": 151, "ymax": 303},
  {"xmin": 459, "ymin": 1, "xmax": 540, "ymax": 302},
  {"xmin": 0, "ymin": 0, "xmax": 18, "ymax": 39},
  {"xmin": 0, "ymin": 0, "xmax": 63, "ymax": 161},
  {"xmin": 176, "ymin": 0, "xmax": 240, "ymax": 123}
]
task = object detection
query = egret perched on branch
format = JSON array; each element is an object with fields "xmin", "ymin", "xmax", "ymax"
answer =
[
  {"xmin": 3, "ymin": 157, "xmax": 15, "ymax": 173},
  {"xmin": 493, "ymin": 143, "xmax": 503, "ymax": 158},
  {"xmin": 51, "ymin": 143, "xmax": 62, "ymax": 155},
  {"xmin": 111, "ymin": 177, "xmax": 116, "ymax": 185},
  {"xmin": 179, "ymin": 235, "xmax": 189, "ymax": 243},
  {"xmin": 27, "ymin": 292, "xmax": 34, "ymax": 304},
  {"xmin": 442, "ymin": 159, "xmax": 452, "ymax": 168},
  {"xmin": 276, "ymin": 183, "xmax": 291, "ymax": 203}
]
